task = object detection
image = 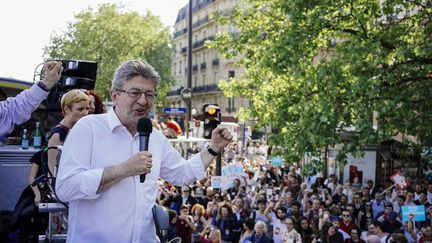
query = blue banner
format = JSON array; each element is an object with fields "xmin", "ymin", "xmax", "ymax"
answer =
[{"xmin": 401, "ymin": 205, "xmax": 426, "ymax": 222}]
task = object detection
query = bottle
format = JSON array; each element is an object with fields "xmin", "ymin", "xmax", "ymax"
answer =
[
  {"xmin": 33, "ymin": 122, "xmax": 42, "ymax": 149},
  {"xmin": 21, "ymin": 129, "xmax": 29, "ymax": 150}
]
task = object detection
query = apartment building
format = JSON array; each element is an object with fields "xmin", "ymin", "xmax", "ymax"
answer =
[{"xmin": 168, "ymin": 0, "xmax": 248, "ymax": 122}]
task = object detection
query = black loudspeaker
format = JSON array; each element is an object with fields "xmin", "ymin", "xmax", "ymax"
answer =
[
  {"xmin": 62, "ymin": 60, "xmax": 98, "ymax": 81},
  {"xmin": 42, "ymin": 60, "xmax": 98, "ymax": 111},
  {"xmin": 61, "ymin": 76, "xmax": 95, "ymax": 90}
]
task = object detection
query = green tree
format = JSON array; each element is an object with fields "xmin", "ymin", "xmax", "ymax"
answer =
[
  {"xmin": 43, "ymin": 3, "xmax": 174, "ymax": 103},
  {"xmin": 210, "ymin": 0, "xmax": 432, "ymax": 174}
]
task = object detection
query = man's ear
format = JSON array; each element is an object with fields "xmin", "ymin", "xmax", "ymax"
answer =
[{"xmin": 110, "ymin": 89, "xmax": 118, "ymax": 105}]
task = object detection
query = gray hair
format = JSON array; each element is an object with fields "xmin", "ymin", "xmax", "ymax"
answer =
[
  {"xmin": 254, "ymin": 220, "xmax": 267, "ymax": 233},
  {"xmin": 111, "ymin": 60, "xmax": 161, "ymax": 90}
]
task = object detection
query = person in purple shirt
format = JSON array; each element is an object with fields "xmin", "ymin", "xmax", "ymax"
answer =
[{"xmin": 0, "ymin": 61, "xmax": 63, "ymax": 136}]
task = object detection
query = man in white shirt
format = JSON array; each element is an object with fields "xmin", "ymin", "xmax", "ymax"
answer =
[{"xmin": 55, "ymin": 60, "xmax": 232, "ymax": 243}]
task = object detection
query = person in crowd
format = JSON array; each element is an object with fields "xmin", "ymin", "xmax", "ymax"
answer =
[
  {"xmin": 195, "ymin": 186, "xmax": 207, "ymax": 208},
  {"xmin": 86, "ymin": 90, "xmax": 105, "ymax": 114},
  {"xmin": 414, "ymin": 185, "xmax": 423, "ymax": 200},
  {"xmin": 251, "ymin": 198, "xmax": 272, "ymax": 232},
  {"xmin": 376, "ymin": 202, "xmax": 395, "ymax": 222},
  {"xmin": 287, "ymin": 201, "xmax": 303, "ymax": 221},
  {"xmin": 365, "ymin": 234, "xmax": 381, "ymax": 243},
  {"xmin": 207, "ymin": 192, "xmax": 223, "ymax": 224},
  {"xmin": 172, "ymin": 185, "xmax": 197, "ymax": 213},
  {"xmin": 371, "ymin": 192, "xmax": 385, "ymax": 219},
  {"xmin": 352, "ymin": 177, "xmax": 363, "ymax": 192},
  {"xmin": 388, "ymin": 233, "xmax": 408, "ymax": 243},
  {"xmin": 177, "ymin": 205, "xmax": 197, "ymax": 243},
  {"xmin": 394, "ymin": 195, "xmax": 406, "ymax": 214},
  {"xmin": 46, "ymin": 89, "xmax": 89, "ymax": 176},
  {"xmin": 339, "ymin": 209, "xmax": 355, "ymax": 235},
  {"xmin": 332, "ymin": 185, "xmax": 345, "ymax": 205},
  {"xmin": 330, "ymin": 215, "xmax": 350, "ymax": 240},
  {"xmin": 427, "ymin": 184, "xmax": 432, "ymax": 205},
  {"xmin": 405, "ymin": 191, "xmax": 417, "ymax": 206},
  {"xmin": 212, "ymin": 203, "xmax": 236, "ymax": 242},
  {"xmin": 345, "ymin": 227, "xmax": 365, "ymax": 243},
  {"xmin": 202, "ymin": 187, "xmax": 215, "ymax": 210},
  {"xmin": 200, "ymin": 225, "xmax": 222, "ymax": 243},
  {"xmin": 165, "ymin": 115, "xmax": 182, "ymax": 138},
  {"xmin": 320, "ymin": 188, "xmax": 333, "ymax": 205},
  {"xmin": 400, "ymin": 214, "xmax": 419, "ymax": 242},
  {"xmin": 0, "ymin": 61, "xmax": 62, "ymax": 136},
  {"xmin": 361, "ymin": 187, "xmax": 371, "ymax": 201},
  {"xmin": 239, "ymin": 218, "xmax": 256, "ymax": 243},
  {"xmin": 367, "ymin": 180, "xmax": 377, "ymax": 198},
  {"xmin": 282, "ymin": 217, "xmax": 302, "ymax": 243},
  {"xmin": 419, "ymin": 226, "xmax": 432, "ymax": 242},
  {"xmin": 381, "ymin": 211, "xmax": 402, "ymax": 234},
  {"xmin": 367, "ymin": 221, "xmax": 390, "ymax": 242},
  {"xmin": 315, "ymin": 221, "xmax": 344, "ymax": 243},
  {"xmin": 297, "ymin": 216, "xmax": 315, "ymax": 242},
  {"xmin": 243, "ymin": 220, "xmax": 271, "ymax": 243},
  {"xmin": 414, "ymin": 191, "xmax": 431, "ymax": 209},
  {"xmin": 55, "ymin": 60, "xmax": 232, "ymax": 242},
  {"xmin": 233, "ymin": 197, "xmax": 251, "ymax": 242},
  {"xmin": 167, "ymin": 209, "xmax": 178, "ymax": 242},
  {"xmin": 192, "ymin": 204, "xmax": 209, "ymax": 243},
  {"xmin": 271, "ymin": 207, "xmax": 287, "ymax": 243},
  {"xmin": 352, "ymin": 193, "xmax": 363, "ymax": 219},
  {"xmin": 325, "ymin": 174, "xmax": 338, "ymax": 195}
]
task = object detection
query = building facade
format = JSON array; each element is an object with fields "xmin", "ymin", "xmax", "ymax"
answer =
[{"xmin": 168, "ymin": 0, "xmax": 248, "ymax": 122}]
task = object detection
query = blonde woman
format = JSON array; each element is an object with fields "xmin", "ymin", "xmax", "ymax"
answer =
[{"xmin": 45, "ymin": 89, "xmax": 89, "ymax": 176}]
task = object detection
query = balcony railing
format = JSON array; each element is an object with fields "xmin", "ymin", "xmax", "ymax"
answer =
[
  {"xmin": 167, "ymin": 88, "xmax": 182, "ymax": 97},
  {"xmin": 226, "ymin": 107, "xmax": 236, "ymax": 112},
  {"xmin": 192, "ymin": 35, "xmax": 215, "ymax": 50},
  {"xmin": 173, "ymin": 28, "xmax": 187, "ymax": 38},
  {"xmin": 192, "ymin": 84, "xmax": 220, "ymax": 94},
  {"xmin": 181, "ymin": 47, "xmax": 187, "ymax": 55}
]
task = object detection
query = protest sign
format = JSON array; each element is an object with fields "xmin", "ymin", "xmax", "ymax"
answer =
[{"xmin": 401, "ymin": 205, "xmax": 426, "ymax": 222}]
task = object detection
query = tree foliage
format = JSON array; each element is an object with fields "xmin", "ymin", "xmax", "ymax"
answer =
[
  {"xmin": 43, "ymin": 3, "xmax": 174, "ymax": 103},
  {"xmin": 210, "ymin": 0, "xmax": 432, "ymax": 174}
]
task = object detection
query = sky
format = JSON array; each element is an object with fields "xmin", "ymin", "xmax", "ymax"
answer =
[{"xmin": 0, "ymin": 0, "xmax": 189, "ymax": 82}]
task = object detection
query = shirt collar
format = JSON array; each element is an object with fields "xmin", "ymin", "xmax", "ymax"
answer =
[{"xmin": 107, "ymin": 107, "xmax": 124, "ymax": 132}]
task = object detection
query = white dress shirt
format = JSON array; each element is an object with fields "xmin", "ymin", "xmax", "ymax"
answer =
[{"xmin": 56, "ymin": 109, "xmax": 206, "ymax": 243}]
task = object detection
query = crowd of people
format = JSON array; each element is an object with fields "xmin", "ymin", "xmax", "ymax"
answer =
[{"xmin": 156, "ymin": 142, "xmax": 432, "ymax": 243}]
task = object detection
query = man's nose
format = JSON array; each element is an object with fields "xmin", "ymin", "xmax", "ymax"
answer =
[{"xmin": 136, "ymin": 93, "xmax": 148, "ymax": 105}]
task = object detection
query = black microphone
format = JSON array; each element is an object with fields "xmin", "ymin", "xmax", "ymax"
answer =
[{"xmin": 137, "ymin": 117, "xmax": 153, "ymax": 183}]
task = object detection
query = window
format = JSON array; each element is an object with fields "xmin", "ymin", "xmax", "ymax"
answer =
[
  {"xmin": 228, "ymin": 71, "xmax": 235, "ymax": 78},
  {"xmin": 179, "ymin": 61, "xmax": 182, "ymax": 74},
  {"xmin": 213, "ymin": 71, "xmax": 217, "ymax": 84},
  {"xmin": 202, "ymin": 74, "xmax": 206, "ymax": 86}
]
